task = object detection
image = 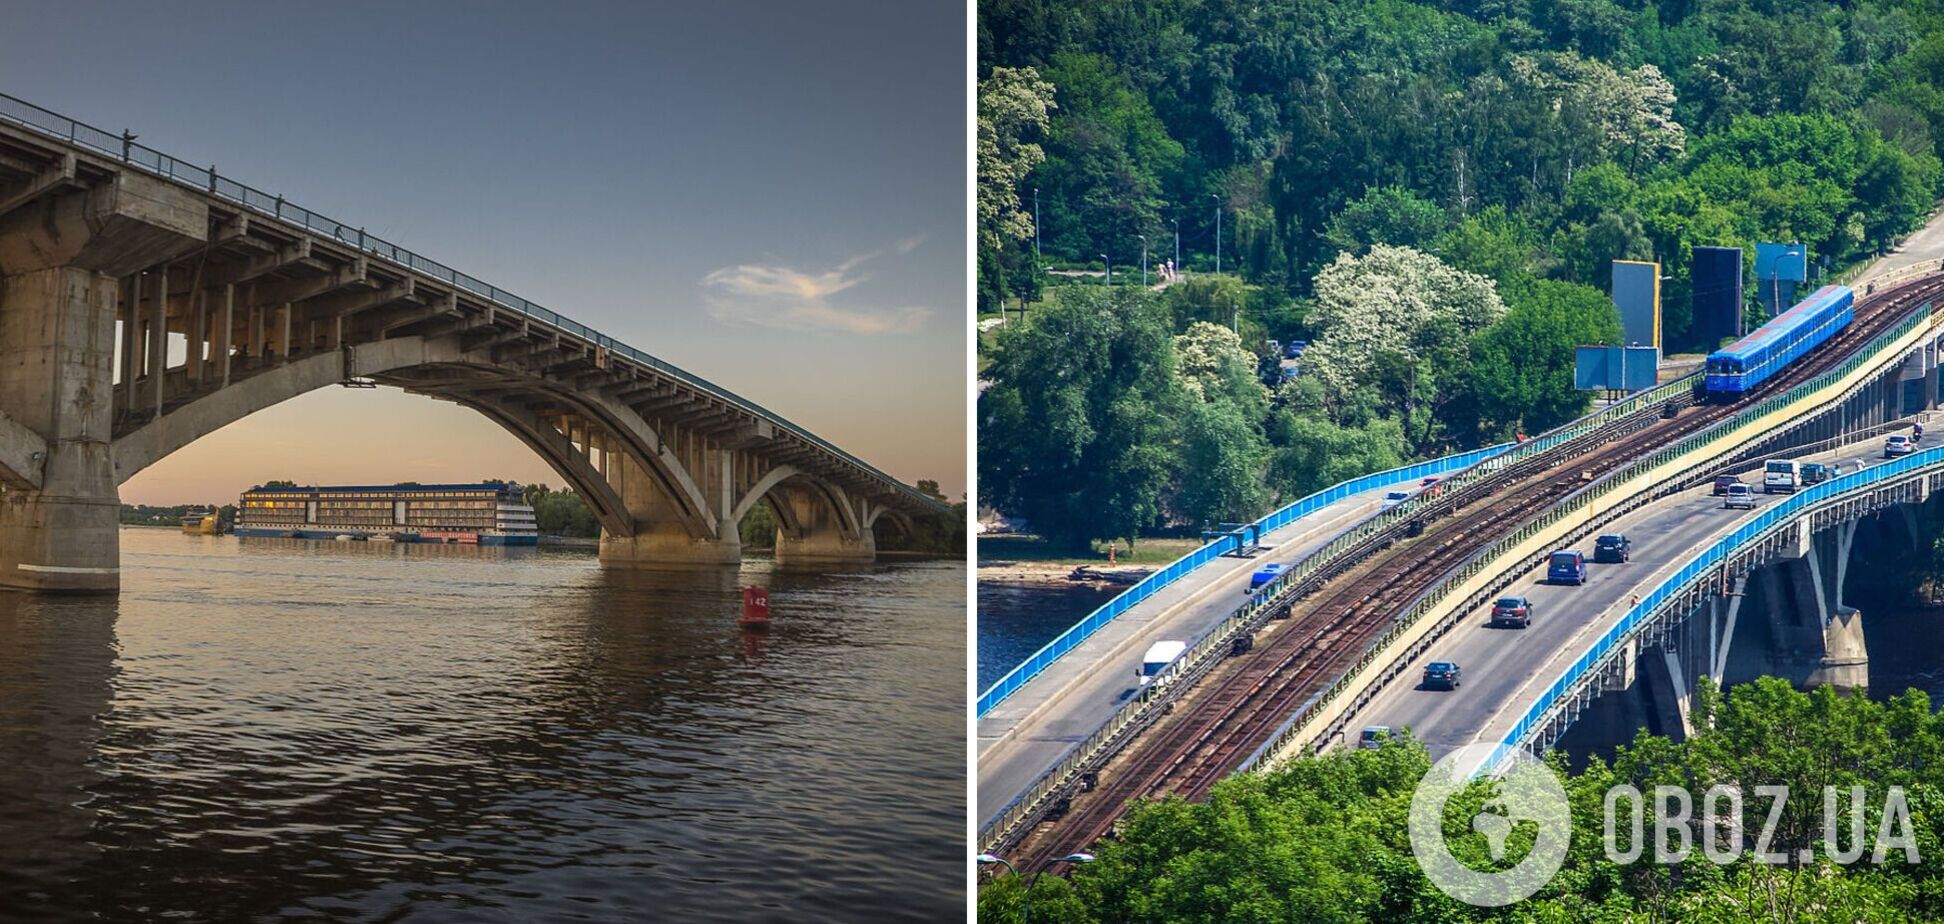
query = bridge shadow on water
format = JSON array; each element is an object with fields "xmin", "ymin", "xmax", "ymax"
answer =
[{"xmin": 0, "ymin": 529, "xmax": 964, "ymax": 922}]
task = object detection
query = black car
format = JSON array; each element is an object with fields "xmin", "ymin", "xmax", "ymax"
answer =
[
  {"xmin": 1423, "ymin": 661, "xmax": 1462, "ymax": 690},
  {"xmin": 1593, "ymin": 534, "xmax": 1632, "ymax": 563}
]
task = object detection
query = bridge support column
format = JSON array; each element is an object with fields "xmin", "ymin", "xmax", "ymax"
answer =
[
  {"xmin": 771, "ymin": 482, "xmax": 875, "ymax": 566},
  {"xmin": 597, "ymin": 452, "xmax": 741, "ymax": 569},
  {"xmin": 0, "ymin": 174, "xmax": 204, "ymax": 591},
  {"xmin": 1763, "ymin": 521, "xmax": 1871, "ymax": 692}
]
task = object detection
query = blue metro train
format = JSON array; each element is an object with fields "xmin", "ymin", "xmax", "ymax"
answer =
[{"xmin": 1703, "ymin": 284, "xmax": 1855, "ymax": 399}]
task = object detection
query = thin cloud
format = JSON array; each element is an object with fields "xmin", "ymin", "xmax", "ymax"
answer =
[{"xmin": 702, "ymin": 239, "xmax": 932, "ymax": 335}]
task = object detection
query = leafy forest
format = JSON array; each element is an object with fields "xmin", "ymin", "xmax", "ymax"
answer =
[
  {"xmin": 977, "ymin": 0, "xmax": 1944, "ymax": 547},
  {"xmin": 978, "ymin": 678, "xmax": 1944, "ymax": 922}
]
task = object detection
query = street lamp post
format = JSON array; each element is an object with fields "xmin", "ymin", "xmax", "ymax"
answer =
[
  {"xmin": 1211, "ymin": 194, "xmax": 1222, "ymax": 275},
  {"xmin": 1100, "ymin": 253, "xmax": 1110, "ymax": 286},
  {"xmin": 1171, "ymin": 218, "xmax": 1180, "ymax": 279},
  {"xmin": 977, "ymin": 852, "xmax": 1096, "ymax": 923},
  {"xmin": 1033, "ymin": 187, "xmax": 1040, "ymax": 260},
  {"xmin": 1138, "ymin": 234, "xmax": 1148, "ymax": 287}
]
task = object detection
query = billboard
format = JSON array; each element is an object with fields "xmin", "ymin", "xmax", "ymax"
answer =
[
  {"xmin": 1754, "ymin": 242, "xmax": 1807, "ymax": 282},
  {"xmin": 1691, "ymin": 246, "xmax": 1743, "ymax": 348},
  {"xmin": 1574, "ymin": 345, "xmax": 1660, "ymax": 392},
  {"xmin": 1611, "ymin": 260, "xmax": 1661, "ymax": 350}
]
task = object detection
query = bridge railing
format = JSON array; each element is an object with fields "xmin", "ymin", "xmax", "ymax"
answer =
[
  {"xmin": 1235, "ymin": 297, "xmax": 1937, "ymax": 776},
  {"xmin": 0, "ymin": 91, "xmax": 935, "ymax": 509},
  {"xmin": 1490, "ymin": 442, "xmax": 1944, "ymax": 770},
  {"xmin": 975, "ymin": 443, "xmax": 1510, "ymax": 717}
]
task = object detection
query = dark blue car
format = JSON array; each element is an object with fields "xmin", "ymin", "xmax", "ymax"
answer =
[
  {"xmin": 1547, "ymin": 549, "xmax": 1587, "ymax": 585},
  {"xmin": 1248, "ymin": 562, "xmax": 1284, "ymax": 592},
  {"xmin": 1423, "ymin": 661, "xmax": 1462, "ymax": 690}
]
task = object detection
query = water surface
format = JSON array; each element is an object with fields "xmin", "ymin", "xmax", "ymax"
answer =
[
  {"xmin": 975, "ymin": 581, "xmax": 1118, "ymax": 690},
  {"xmin": 0, "ymin": 528, "xmax": 963, "ymax": 922}
]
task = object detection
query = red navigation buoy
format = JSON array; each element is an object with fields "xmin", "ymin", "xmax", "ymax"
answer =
[{"xmin": 740, "ymin": 585, "xmax": 771, "ymax": 628}]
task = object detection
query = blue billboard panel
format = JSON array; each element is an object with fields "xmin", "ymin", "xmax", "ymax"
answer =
[
  {"xmin": 1575, "ymin": 345, "xmax": 1660, "ymax": 392},
  {"xmin": 1611, "ymin": 260, "xmax": 1661, "ymax": 349},
  {"xmin": 1692, "ymin": 245, "xmax": 1743, "ymax": 348},
  {"xmin": 1755, "ymin": 242, "xmax": 1807, "ymax": 282},
  {"xmin": 1573, "ymin": 346, "xmax": 1609, "ymax": 391}
]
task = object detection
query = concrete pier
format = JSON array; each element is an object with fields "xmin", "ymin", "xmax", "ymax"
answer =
[{"xmin": 0, "ymin": 175, "xmax": 204, "ymax": 591}]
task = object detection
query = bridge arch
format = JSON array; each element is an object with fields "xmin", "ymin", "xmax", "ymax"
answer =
[{"xmin": 110, "ymin": 336, "xmax": 725, "ymax": 544}]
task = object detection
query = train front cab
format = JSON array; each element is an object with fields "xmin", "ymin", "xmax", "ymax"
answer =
[{"xmin": 1704, "ymin": 355, "xmax": 1745, "ymax": 399}]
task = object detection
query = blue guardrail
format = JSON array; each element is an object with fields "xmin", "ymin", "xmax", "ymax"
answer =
[
  {"xmin": 1491, "ymin": 444, "xmax": 1944, "ymax": 766},
  {"xmin": 977, "ymin": 442, "xmax": 1513, "ymax": 717}
]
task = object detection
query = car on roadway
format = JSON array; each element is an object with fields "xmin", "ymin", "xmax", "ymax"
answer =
[
  {"xmin": 1286, "ymin": 340, "xmax": 1309, "ymax": 359},
  {"xmin": 1800, "ymin": 462, "xmax": 1831, "ymax": 486},
  {"xmin": 1422, "ymin": 661, "xmax": 1462, "ymax": 690},
  {"xmin": 1137, "ymin": 640, "xmax": 1188, "ymax": 688},
  {"xmin": 1489, "ymin": 595, "xmax": 1534, "ymax": 628},
  {"xmin": 1359, "ymin": 725, "xmax": 1393, "ymax": 750},
  {"xmin": 1723, "ymin": 482, "xmax": 1756, "ymax": 509},
  {"xmin": 1380, "ymin": 490, "xmax": 1412, "ymax": 510},
  {"xmin": 1248, "ymin": 563, "xmax": 1284, "ymax": 592},
  {"xmin": 1546, "ymin": 549, "xmax": 1587, "ymax": 585},
  {"xmin": 1712, "ymin": 475, "xmax": 1742, "ymax": 495},
  {"xmin": 1593, "ymin": 534, "xmax": 1632, "ymax": 563},
  {"xmin": 1886, "ymin": 434, "xmax": 1915, "ymax": 459}
]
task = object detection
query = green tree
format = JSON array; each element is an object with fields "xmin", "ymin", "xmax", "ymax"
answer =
[
  {"xmin": 1322, "ymin": 186, "xmax": 1451, "ymax": 256},
  {"xmin": 1457, "ymin": 275, "xmax": 1624, "ymax": 443},
  {"xmin": 980, "ymin": 286, "xmax": 1187, "ymax": 548},
  {"xmin": 978, "ymin": 66, "xmax": 1056, "ymax": 310}
]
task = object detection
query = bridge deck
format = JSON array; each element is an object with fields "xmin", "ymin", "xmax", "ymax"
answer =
[
  {"xmin": 1355, "ymin": 415, "xmax": 1938, "ymax": 762},
  {"xmin": 977, "ymin": 483, "xmax": 1389, "ymax": 817}
]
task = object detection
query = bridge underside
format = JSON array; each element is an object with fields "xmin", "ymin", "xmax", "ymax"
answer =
[
  {"xmin": 0, "ymin": 130, "xmax": 933, "ymax": 591},
  {"xmin": 1557, "ymin": 499, "xmax": 1926, "ymax": 764}
]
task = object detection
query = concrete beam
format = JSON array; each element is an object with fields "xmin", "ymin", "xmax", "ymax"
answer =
[
  {"xmin": 0, "ymin": 172, "xmax": 206, "ymax": 275},
  {"xmin": 0, "ymin": 410, "xmax": 47, "ymax": 489},
  {"xmin": 251, "ymin": 256, "xmax": 370, "ymax": 305},
  {"xmin": 205, "ymin": 238, "xmax": 312, "ymax": 287},
  {"xmin": 0, "ymin": 152, "xmax": 78, "ymax": 219}
]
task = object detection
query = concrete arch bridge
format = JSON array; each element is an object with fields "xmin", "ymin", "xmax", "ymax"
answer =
[{"xmin": 0, "ymin": 97, "xmax": 940, "ymax": 591}]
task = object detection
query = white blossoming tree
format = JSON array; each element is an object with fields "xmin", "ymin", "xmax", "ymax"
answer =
[{"xmin": 1299, "ymin": 245, "xmax": 1506, "ymax": 411}]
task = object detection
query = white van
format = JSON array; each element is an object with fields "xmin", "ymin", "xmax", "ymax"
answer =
[
  {"xmin": 1763, "ymin": 459, "xmax": 1800, "ymax": 494},
  {"xmin": 1137, "ymin": 640, "xmax": 1188, "ymax": 688}
]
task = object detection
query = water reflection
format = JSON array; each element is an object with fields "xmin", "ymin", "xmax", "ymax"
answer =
[{"xmin": 0, "ymin": 529, "xmax": 963, "ymax": 922}]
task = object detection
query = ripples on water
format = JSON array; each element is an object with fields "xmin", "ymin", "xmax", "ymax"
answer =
[
  {"xmin": 0, "ymin": 529, "xmax": 964, "ymax": 922},
  {"xmin": 976, "ymin": 582, "xmax": 1119, "ymax": 690}
]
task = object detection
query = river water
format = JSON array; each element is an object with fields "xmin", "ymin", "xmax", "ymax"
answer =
[
  {"xmin": 0, "ymin": 528, "xmax": 964, "ymax": 922},
  {"xmin": 975, "ymin": 582, "xmax": 1118, "ymax": 691}
]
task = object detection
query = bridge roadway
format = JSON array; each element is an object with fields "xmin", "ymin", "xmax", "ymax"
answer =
[
  {"xmin": 1353, "ymin": 418, "xmax": 1934, "ymax": 762},
  {"xmin": 978, "ymin": 482, "xmax": 1398, "ymax": 818}
]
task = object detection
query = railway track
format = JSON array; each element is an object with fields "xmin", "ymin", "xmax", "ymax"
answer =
[{"xmin": 1013, "ymin": 272, "xmax": 1944, "ymax": 870}]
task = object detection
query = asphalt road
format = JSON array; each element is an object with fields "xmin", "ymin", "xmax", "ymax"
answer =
[
  {"xmin": 977, "ymin": 485, "xmax": 1394, "ymax": 819},
  {"xmin": 1354, "ymin": 422, "xmax": 1931, "ymax": 763}
]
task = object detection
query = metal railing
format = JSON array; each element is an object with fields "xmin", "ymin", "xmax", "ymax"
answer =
[
  {"xmin": 0, "ymin": 91, "xmax": 937, "ymax": 509},
  {"xmin": 1491, "ymin": 441, "xmax": 1944, "ymax": 768},
  {"xmin": 1235, "ymin": 298, "xmax": 1938, "ymax": 776},
  {"xmin": 975, "ymin": 442, "xmax": 1510, "ymax": 716}
]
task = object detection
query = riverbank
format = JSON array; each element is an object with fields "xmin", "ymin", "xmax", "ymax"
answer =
[{"xmin": 977, "ymin": 533, "xmax": 1195, "ymax": 586}]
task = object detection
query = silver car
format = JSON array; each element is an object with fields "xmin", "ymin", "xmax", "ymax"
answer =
[{"xmin": 1723, "ymin": 482, "xmax": 1756, "ymax": 509}]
